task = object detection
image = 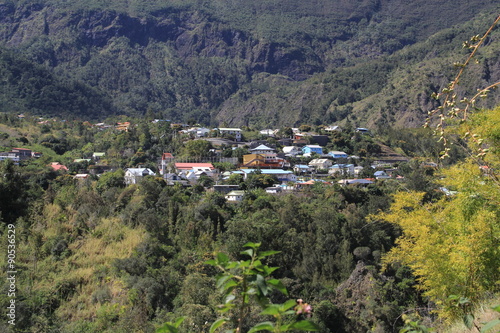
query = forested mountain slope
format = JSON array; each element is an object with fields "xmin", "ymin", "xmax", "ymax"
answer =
[{"xmin": 0, "ymin": 0, "xmax": 498, "ymax": 127}]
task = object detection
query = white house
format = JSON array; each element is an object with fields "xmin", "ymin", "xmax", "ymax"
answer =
[
  {"xmin": 196, "ymin": 127, "xmax": 211, "ymax": 137},
  {"xmin": 329, "ymin": 164, "xmax": 355, "ymax": 177},
  {"xmin": 250, "ymin": 144, "xmax": 276, "ymax": 155},
  {"xmin": 124, "ymin": 168, "xmax": 156, "ymax": 184},
  {"xmin": 225, "ymin": 190, "xmax": 245, "ymax": 202},
  {"xmin": 218, "ymin": 128, "xmax": 242, "ymax": 141},
  {"xmin": 309, "ymin": 159, "xmax": 333, "ymax": 170},
  {"xmin": 374, "ymin": 170, "xmax": 391, "ymax": 179},
  {"xmin": 282, "ymin": 146, "xmax": 301, "ymax": 156},
  {"xmin": 324, "ymin": 125, "xmax": 342, "ymax": 132}
]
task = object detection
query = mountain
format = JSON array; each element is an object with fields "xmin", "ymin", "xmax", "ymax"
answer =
[{"xmin": 0, "ymin": 0, "xmax": 498, "ymax": 127}]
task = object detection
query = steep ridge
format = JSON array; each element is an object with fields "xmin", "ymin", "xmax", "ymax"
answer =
[{"xmin": 0, "ymin": 1, "xmax": 498, "ymax": 127}]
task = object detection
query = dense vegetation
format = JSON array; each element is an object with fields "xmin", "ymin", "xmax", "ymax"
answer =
[
  {"xmin": 0, "ymin": 1, "xmax": 498, "ymax": 127},
  {"xmin": 0, "ymin": 106, "xmax": 497, "ymax": 332}
]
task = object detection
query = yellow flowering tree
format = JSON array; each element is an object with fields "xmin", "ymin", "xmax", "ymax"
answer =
[{"xmin": 376, "ymin": 107, "xmax": 500, "ymax": 320}]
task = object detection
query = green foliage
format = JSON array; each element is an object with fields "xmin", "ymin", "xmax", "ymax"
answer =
[{"xmin": 201, "ymin": 242, "xmax": 320, "ymax": 333}]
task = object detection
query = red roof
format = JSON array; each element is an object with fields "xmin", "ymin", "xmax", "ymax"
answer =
[
  {"xmin": 175, "ymin": 163, "xmax": 214, "ymax": 170},
  {"xmin": 162, "ymin": 153, "xmax": 174, "ymax": 160},
  {"xmin": 50, "ymin": 162, "xmax": 68, "ymax": 171}
]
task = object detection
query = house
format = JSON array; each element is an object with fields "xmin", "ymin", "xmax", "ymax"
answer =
[
  {"xmin": 196, "ymin": 127, "xmax": 211, "ymax": 137},
  {"xmin": 250, "ymin": 144, "xmax": 276, "ymax": 155},
  {"xmin": 374, "ymin": 170, "xmax": 391, "ymax": 179},
  {"xmin": 329, "ymin": 164, "xmax": 355, "ymax": 177},
  {"xmin": 175, "ymin": 163, "xmax": 215, "ymax": 173},
  {"xmin": 259, "ymin": 129, "xmax": 278, "ymax": 137},
  {"xmin": 302, "ymin": 145, "xmax": 323, "ymax": 155},
  {"xmin": 309, "ymin": 159, "xmax": 333, "ymax": 170},
  {"xmin": 338, "ymin": 179, "xmax": 374, "ymax": 186},
  {"xmin": 32, "ymin": 152, "xmax": 42, "ymax": 158},
  {"xmin": 294, "ymin": 164, "xmax": 312, "ymax": 174},
  {"xmin": 124, "ymin": 168, "xmax": 156, "ymax": 184},
  {"xmin": 356, "ymin": 127, "xmax": 369, "ymax": 133},
  {"xmin": 282, "ymin": 146, "xmax": 301, "ymax": 156},
  {"xmin": 218, "ymin": 128, "xmax": 242, "ymax": 142},
  {"xmin": 163, "ymin": 173, "xmax": 189, "ymax": 186},
  {"xmin": 324, "ymin": 125, "xmax": 342, "ymax": 132},
  {"xmin": 328, "ymin": 151, "xmax": 349, "ymax": 159},
  {"xmin": 353, "ymin": 166, "xmax": 364, "ymax": 176},
  {"xmin": 50, "ymin": 162, "xmax": 69, "ymax": 172},
  {"xmin": 159, "ymin": 153, "xmax": 175, "ymax": 175},
  {"xmin": 116, "ymin": 122, "xmax": 131, "ymax": 131},
  {"xmin": 241, "ymin": 154, "xmax": 286, "ymax": 169},
  {"xmin": 213, "ymin": 185, "xmax": 241, "ymax": 194},
  {"xmin": 310, "ymin": 135, "xmax": 329, "ymax": 146},
  {"xmin": 74, "ymin": 158, "xmax": 92, "ymax": 163},
  {"xmin": 239, "ymin": 169, "xmax": 297, "ymax": 182},
  {"xmin": 92, "ymin": 152, "xmax": 106, "ymax": 160},
  {"xmin": 74, "ymin": 174, "xmax": 90, "ymax": 180},
  {"xmin": 0, "ymin": 151, "xmax": 20, "ymax": 162},
  {"xmin": 12, "ymin": 148, "xmax": 32, "ymax": 160},
  {"xmin": 265, "ymin": 186, "xmax": 282, "ymax": 194},
  {"xmin": 225, "ymin": 190, "xmax": 245, "ymax": 202}
]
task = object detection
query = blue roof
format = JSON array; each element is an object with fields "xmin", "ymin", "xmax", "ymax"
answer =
[
  {"xmin": 295, "ymin": 164, "xmax": 310, "ymax": 169},
  {"xmin": 251, "ymin": 144, "xmax": 274, "ymax": 151}
]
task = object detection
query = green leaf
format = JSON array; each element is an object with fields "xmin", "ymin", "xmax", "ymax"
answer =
[
  {"xmin": 260, "ymin": 304, "xmax": 280, "ymax": 316},
  {"xmin": 463, "ymin": 314, "xmax": 474, "ymax": 329},
  {"xmin": 156, "ymin": 323, "xmax": 178, "ymax": 333},
  {"xmin": 222, "ymin": 279, "xmax": 238, "ymax": 292},
  {"xmin": 172, "ymin": 317, "xmax": 186, "ymax": 328},
  {"xmin": 241, "ymin": 248, "xmax": 254, "ymax": 258},
  {"xmin": 210, "ymin": 318, "xmax": 229, "ymax": 333},
  {"xmin": 217, "ymin": 252, "xmax": 229, "ymax": 264},
  {"xmin": 205, "ymin": 259, "xmax": 217, "ymax": 266},
  {"xmin": 216, "ymin": 275, "xmax": 233, "ymax": 289},
  {"xmin": 267, "ymin": 279, "xmax": 288, "ymax": 295},
  {"xmin": 258, "ymin": 250, "xmax": 281, "ymax": 258},
  {"xmin": 243, "ymin": 242, "xmax": 261, "ymax": 249},
  {"xmin": 481, "ymin": 319, "xmax": 500, "ymax": 333},
  {"xmin": 491, "ymin": 305, "xmax": 500, "ymax": 313},
  {"xmin": 224, "ymin": 294, "xmax": 235, "ymax": 304},
  {"xmin": 248, "ymin": 321, "xmax": 275, "ymax": 333},
  {"xmin": 262, "ymin": 266, "xmax": 279, "ymax": 276},
  {"xmin": 280, "ymin": 299, "xmax": 297, "ymax": 311},
  {"xmin": 289, "ymin": 320, "xmax": 321, "ymax": 331},
  {"xmin": 256, "ymin": 274, "xmax": 268, "ymax": 296}
]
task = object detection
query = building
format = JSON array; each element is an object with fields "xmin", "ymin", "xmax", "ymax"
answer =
[
  {"xmin": 50, "ymin": 162, "xmax": 69, "ymax": 172},
  {"xmin": 250, "ymin": 144, "xmax": 276, "ymax": 155},
  {"xmin": 241, "ymin": 153, "xmax": 286, "ymax": 169},
  {"xmin": 159, "ymin": 153, "xmax": 175, "ymax": 175},
  {"xmin": 328, "ymin": 151, "xmax": 349, "ymax": 159},
  {"xmin": 225, "ymin": 190, "xmax": 245, "ymax": 202},
  {"xmin": 302, "ymin": 145, "xmax": 323, "ymax": 155},
  {"xmin": 12, "ymin": 148, "xmax": 32, "ymax": 160},
  {"xmin": 124, "ymin": 168, "xmax": 156, "ymax": 184},
  {"xmin": 329, "ymin": 164, "xmax": 355, "ymax": 177},
  {"xmin": 282, "ymin": 146, "xmax": 301, "ymax": 156},
  {"xmin": 239, "ymin": 169, "xmax": 297, "ymax": 182},
  {"xmin": 309, "ymin": 159, "xmax": 333, "ymax": 170},
  {"xmin": 218, "ymin": 128, "xmax": 242, "ymax": 142}
]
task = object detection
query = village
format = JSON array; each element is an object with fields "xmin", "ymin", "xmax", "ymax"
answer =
[{"xmin": 0, "ymin": 116, "xmax": 423, "ymax": 202}]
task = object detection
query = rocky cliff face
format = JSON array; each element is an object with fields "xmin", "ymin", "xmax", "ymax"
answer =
[
  {"xmin": 0, "ymin": 2, "xmax": 498, "ymax": 127},
  {"xmin": 0, "ymin": 3, "xmax": 324, "ymax": 80}
]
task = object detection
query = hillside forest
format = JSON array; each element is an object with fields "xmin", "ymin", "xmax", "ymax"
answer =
[{"xmin": 0, "ymin": 1, "xmax": 499, "ymax": 333}]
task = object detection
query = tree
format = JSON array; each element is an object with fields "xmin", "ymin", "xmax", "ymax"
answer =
[
  {"xmin": 377, "ymin": 107, "xmax": 500, "ymax": 320},
  {"xmin": 96, "ymin": 169, "xmax": 125, "ymax": 194},
  {"xmin": 181, "ymin": 139, "xmax": 213, "ymax": 159}
]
